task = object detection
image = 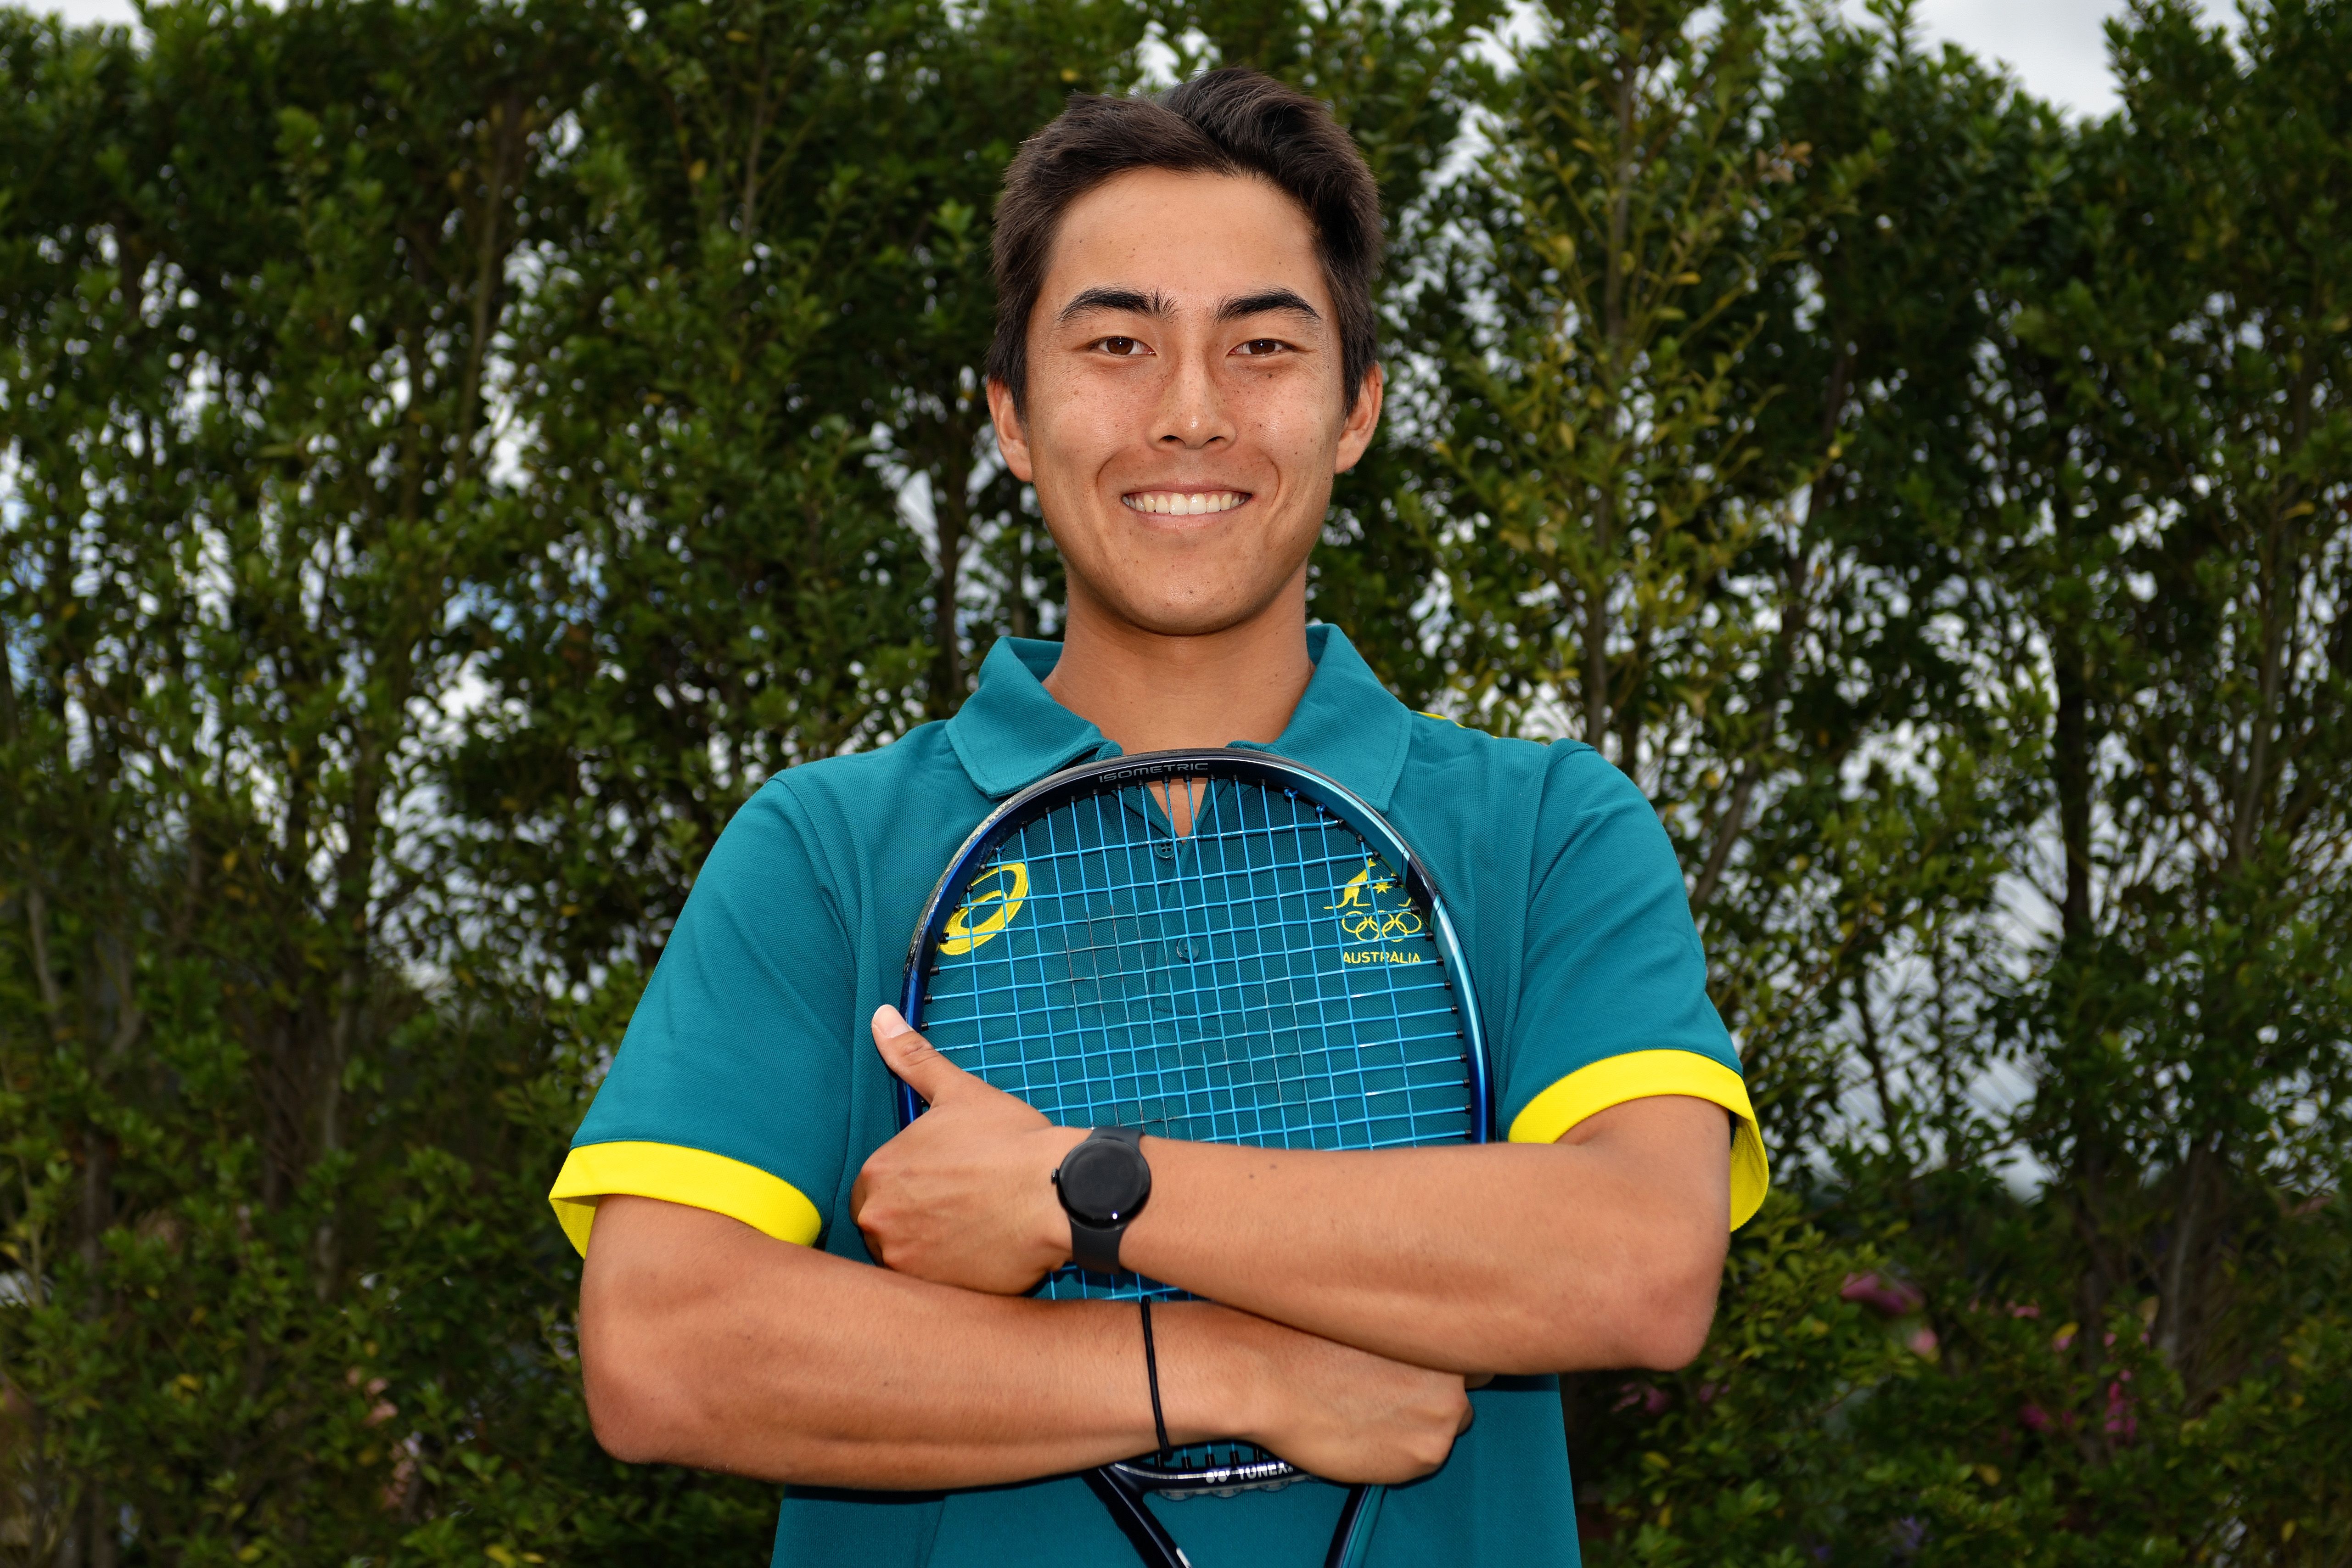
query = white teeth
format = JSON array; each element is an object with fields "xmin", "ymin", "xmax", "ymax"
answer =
[{"xmin": 1126, "ymin": 491, "xmax": 1246, "ymax": 516}]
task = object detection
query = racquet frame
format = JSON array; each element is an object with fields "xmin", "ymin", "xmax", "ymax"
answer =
[{"xmin": 896, "ymin": 749, "xmax": 1492, "ymax": 1568}]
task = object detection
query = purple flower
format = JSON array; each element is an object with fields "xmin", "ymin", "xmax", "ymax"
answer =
[
  {"xmin": 2105, "ymin": 1377, "xmax": 2137, "ymax": 1441},
  {"xmin": 1611, "ymin": 1381, "xmax": 1672, "ymax": 1416},
  {"xmin": 1841, "ymin": 1271, "xmax": 1925, "ymax": 1317}
]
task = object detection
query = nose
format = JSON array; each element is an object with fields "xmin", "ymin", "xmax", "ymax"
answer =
[{"xmin": 1153, "ymin": 350, "xmax": 1235, "ymax": 451}]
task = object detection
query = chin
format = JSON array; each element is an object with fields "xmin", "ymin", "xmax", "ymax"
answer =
[{"xmin": 1111, "ymin": 589, "xmax": 1270, "ymax": 640}]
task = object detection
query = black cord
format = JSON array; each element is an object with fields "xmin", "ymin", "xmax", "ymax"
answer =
[{"xmin": 1140, "ymin": 1298, "xmax": 1170, "ymax": 1459}]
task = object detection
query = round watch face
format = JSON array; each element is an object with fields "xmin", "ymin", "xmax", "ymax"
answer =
[{"xmin": 1056, "ymin": 1138, "xmax": 1151, "ymax": 1225}]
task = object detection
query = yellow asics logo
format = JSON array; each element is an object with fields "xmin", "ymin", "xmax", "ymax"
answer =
[
  {"xmin": 1326, "ymin": 860, "xmax": 1426, "ymax": 947},
  {"xmin": 941, "ymin": 862, "xmax": 1029, "ymax": 955}
]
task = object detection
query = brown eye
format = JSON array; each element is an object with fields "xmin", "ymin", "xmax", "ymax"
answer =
[
  {"xmin": 1236, "ymin": 338, "xmax": 1288, "ymax": 357},
  {"xmin": 1097, "ymin": 336, "xmax": 1144, "ymax": 356}
]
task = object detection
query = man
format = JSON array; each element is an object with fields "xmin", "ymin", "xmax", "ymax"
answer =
[{"xmin": 551, "ymin": 68, "xmax": 1768, "ymax": 1567}]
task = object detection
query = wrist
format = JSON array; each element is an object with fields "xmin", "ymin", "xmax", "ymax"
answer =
[
  {"xmin": 1032, "ymin": 1125, "xmax": 1089, "ymax": 1266},
  {"xmin": 1153, "ymin": 1302, "xmax": 1274, "ymax": 1449}
]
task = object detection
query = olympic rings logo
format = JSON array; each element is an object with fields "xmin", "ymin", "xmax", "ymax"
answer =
[{"xmin": 1325, "ymin": 860, "xmax": 1425, "ymax": 945}]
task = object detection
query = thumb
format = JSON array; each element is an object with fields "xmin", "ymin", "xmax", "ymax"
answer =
[{"xmin": 872, "ymin": 1004, "xmax": 971, "ymax": 1107}]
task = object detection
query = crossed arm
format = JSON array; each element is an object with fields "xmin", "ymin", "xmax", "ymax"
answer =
[{"xmin": 578, "ymin": 1007, "xmax": 1731, "ymax": 1489}]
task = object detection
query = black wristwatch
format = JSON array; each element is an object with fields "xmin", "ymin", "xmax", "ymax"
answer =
[{"xmin": 1053, "ymin": 1126, "xmax": 1151, "ymax": 1272}]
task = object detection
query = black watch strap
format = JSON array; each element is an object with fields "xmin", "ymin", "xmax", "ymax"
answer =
[
  {"xmin": 1059, "ymin": 1125, "xmax": 1148, "ymax": 1272},
  {"xmin": 1070, "ymin": 1214, "xmax": 1126, "ymax": 1273}
]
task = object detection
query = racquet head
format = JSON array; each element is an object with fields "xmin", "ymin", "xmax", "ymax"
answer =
[{"xmin": 898, "ymin": 749, "xmax": 1490, "ymax": 1498}]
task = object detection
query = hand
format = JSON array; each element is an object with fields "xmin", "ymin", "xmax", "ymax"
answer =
[
  {"xmin": 1168, "ymin": 1304, "xmax": 1476, "ymax": 1485},
  {"xmin": 852, "ymin": 1005, "xmax": 1085, "ymax": 1293}
]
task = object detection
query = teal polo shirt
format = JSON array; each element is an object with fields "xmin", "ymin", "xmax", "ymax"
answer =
[{"xmin": 552, "ymin": 624, "xmax": 1768, "ymax": 1568}]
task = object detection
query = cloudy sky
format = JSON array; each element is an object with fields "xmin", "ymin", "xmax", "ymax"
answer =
[
  {"xmin": 1881, "ymin": 0, "xmax": 2234, "ymax": 113},
  {"xmin": 30, "ymin": 0, "xmax": 2234, "ymax": 118}
]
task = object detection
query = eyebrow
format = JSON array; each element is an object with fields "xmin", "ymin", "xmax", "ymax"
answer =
[
  {"xmin": 1217, "ymin": 288, "xmax": 1321, "ymax": 323},
  {"xmin": 1052, "ymin": 286, "xmax": 1324, "ymax": 326},
  {"xmin": 1056, "ymin": 287, "xmax": 1174, "ymax": 323}
]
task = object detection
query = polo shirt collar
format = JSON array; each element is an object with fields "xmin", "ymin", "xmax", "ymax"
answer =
[
  {"xmin": 1231, "ymin": 624, "xmax": 1414, "ymax": 810},
  {"xmin": 946, "ymin": 624, "xmax": 1415, "ymax": 810},
  {"xmin": 944, "ymin": 638, "xmax": 1111, "ymax": 798}
]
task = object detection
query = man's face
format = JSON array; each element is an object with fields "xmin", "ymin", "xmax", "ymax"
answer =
[{"xmin": 989, "ymin": 167, "xmax": 1381, "ymax": 638}]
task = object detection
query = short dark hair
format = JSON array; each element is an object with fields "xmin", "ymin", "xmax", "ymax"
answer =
[{"xmin": 987, "ymin": 68, "xmax": 1384, "ymax": 416}]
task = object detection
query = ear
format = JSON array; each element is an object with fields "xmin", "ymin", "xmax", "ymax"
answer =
[
  {"xmin": 988, "ymin": 378, "xmax": 1035, "ymax": 483},
  {"xmin": 1333, "ymin": 361, "xmax": 1384, "ymax": 475}
]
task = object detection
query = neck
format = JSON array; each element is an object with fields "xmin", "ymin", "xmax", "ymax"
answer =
[{"xmin": 1043, "ymin": 575, "xmax": 1314, "ymax": 756}]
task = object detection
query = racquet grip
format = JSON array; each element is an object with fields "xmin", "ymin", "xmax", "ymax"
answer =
[{"xmin": 1084, "ymin": 1466, "xmax": 1191, "ymax": 1568}]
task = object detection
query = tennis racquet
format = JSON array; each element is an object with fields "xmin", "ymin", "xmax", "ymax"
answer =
[{"xmin": 896, "ymin": 749, "xmax": 1492, "ymax": 1568}]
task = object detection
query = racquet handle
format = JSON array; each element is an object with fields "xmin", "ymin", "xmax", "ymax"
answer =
[
  {"xmin": 1324, "ymin": 1484, "xmax": 1385, "ymax": 1568},
  {"xmin": 1084, "ymin": 1467, "xmax": 1191, "ymax": 1568},
  {"xmin": 1084, "ymin": 1468, "xmax": 1383, "ymax": 1568}
]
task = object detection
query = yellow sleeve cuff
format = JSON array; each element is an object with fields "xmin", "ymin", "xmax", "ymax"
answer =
[
  {"xmin": 547, "ymin": 1141, "xmax": 825, "ymax": 1257},
  {"xmin": 1507, "ymin": 1050, "xmax": 1770, "ymax": 1230}
]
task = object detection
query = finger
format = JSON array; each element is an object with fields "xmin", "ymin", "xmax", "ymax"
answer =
[{"xmin": 871, "ymin": 1003, "xmax": 971, "ymax": 1106}]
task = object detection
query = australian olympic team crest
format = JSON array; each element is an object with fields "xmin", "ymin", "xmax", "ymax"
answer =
[
  {"xmin": 1326, "ymin": 858, "xmax": 1426, "ymax": 966},
  {"xmin": 941, "ymin": 861, "xmax": 1028, "ymax": 955}
]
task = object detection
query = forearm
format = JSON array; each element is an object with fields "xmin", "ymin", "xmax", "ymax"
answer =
[
  {"xmin": 1117, "ymin": 1099, "xmax": 1732, "ymax": 1374},
  {"xmin": 581, "ymin": 1196, "xmax": 1228, "ymax": 1488},
  {"xmin": 853, "ymin": 1016, "xmax": 1736, "ymax": 1380}
]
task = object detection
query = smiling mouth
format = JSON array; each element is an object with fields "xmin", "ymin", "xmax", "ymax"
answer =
[{"xmin": 1122, "ymin": 489, "xmax": 1251, "ymax": 517}]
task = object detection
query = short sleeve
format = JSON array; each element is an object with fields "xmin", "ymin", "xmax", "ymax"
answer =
[
  {"xmin": 547, "ymin": 778, "xmax": 852, "ymax": 1256},
  {"xmin": 1499, "ymin": 746, "xmax": 1769, "ymax": 1228}
]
